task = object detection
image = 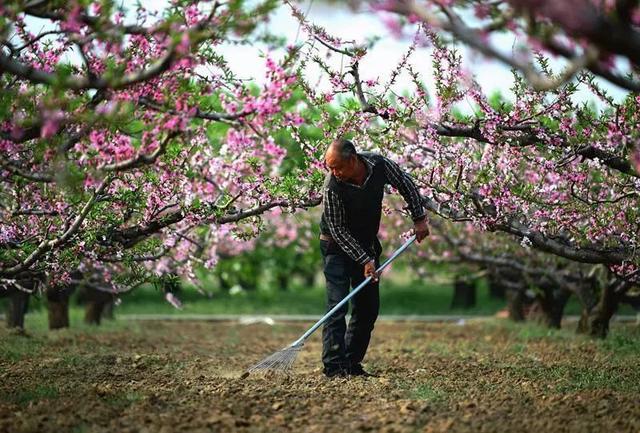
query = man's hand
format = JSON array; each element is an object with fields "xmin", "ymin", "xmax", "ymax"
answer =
[
  {"xmin": 414, "ymin": 218, "xmax": 430, "ymax": 243},
  {"xmin": 364, "ymin": 260, "xmax": 379, "ymax": 282}
]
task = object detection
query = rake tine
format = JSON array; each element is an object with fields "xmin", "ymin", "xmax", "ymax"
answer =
[{"xmin": 241, "ymin": 343, "xmax": 303, "ymax": 378}]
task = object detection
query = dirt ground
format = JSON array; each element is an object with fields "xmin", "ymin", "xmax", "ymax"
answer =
[{"xmin": 1, "ymin": 319, "xmax": 639, "ymax": 433}]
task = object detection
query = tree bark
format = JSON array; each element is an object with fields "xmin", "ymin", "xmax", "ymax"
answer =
[
  {"xmin": 545, "ymin": 288, "xmax": 571, "ymax": 329},
  {"xmin": 46, "ymin": 286, "xmax": 75, "ymax": 330},
  {"xmin": 301, "ymin": 273, "xmax": 315, "ymax": 288},
  {"xmin": 506, "ymin": 289, "xmax": 526, "ymax": 322},
  {"xmin": 487, "ymin": 270, "xmax": 506, "ymax": 299},
  {"xmin": 277, "ymin": 275, "xmax": 289, "ymax": 291},
  {"xmin": 6, "ymin": 290, "xmax": 30, "ymax": 329},
  {"xmin": 575, "ymin": 278, "xmax": 600, "ymax": 334},
  {"xmin": 102, "ymin": 300, "xmax": 115, "ymax": 320},
  {"xmin": 533, "ymin": 279, "xmax": 571, "ymax": 329},
  {"xmin": 585, "ymin": 282, "xmax": 619, "ymax": 338},
  {"xmin": 84, "ymin": 288, "xmax": 114, "ymax": 325},
  {"xmin": 450, "ymin": 277, "xmax": 476, "ymax": 309}
]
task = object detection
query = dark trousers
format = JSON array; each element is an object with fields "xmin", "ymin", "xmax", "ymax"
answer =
[{"xmin": 320, "ymin": 239, "xmax": 380, "ymax": 371}]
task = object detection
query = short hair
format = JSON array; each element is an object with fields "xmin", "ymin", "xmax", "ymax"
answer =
[{"xmin": 332, "ymin": 138, "xmax": 357, "ymax": 160}]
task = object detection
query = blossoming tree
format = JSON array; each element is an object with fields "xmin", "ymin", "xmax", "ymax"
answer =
[
  {"xmin": 0, "ymin": 1, "xmax": 325, "ymax": 327},
  {"xmin": 286, "ymin": 0, "xmax": 640, "ymax": 336}
]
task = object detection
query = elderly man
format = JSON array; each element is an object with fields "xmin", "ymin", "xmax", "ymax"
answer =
[{"xmin": 319, "ymin": 138, "xmax": 429, "ymax": 377}]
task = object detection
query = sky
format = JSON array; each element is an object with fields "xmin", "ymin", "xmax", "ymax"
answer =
[
  {"xmin": 18, "ymin": 1, "xmax": 629, "ymax": 109},
  {"xmin": 218, "ymin": 1, "xmax": 628, "ymax": 110}
]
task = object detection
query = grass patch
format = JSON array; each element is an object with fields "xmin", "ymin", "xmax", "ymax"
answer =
[
  {"xmin": 6, "ymin": 385, "xmax": 59, "ymax": 405},
  {"xmin": 485, "ymin": 319, "xmax": 640, "ymax": 357},
  {"xmin": 103, "ymin": 392, "xmax": 144, "ymax": 409},
  {"xmin": 484, "ymin": 319, "xmax": 574, "ymax": 342},
  {"xmin": 597, "ymin": 328, "xmax": 640, "ymax": 357},
  {"xmin": 509, "ymin": 342, "xmax": 527, "ymax": 354},
  {"xmin": 112, "ymin": 279, "xmax": 506, "ymax": 316},
  {"xmin": 412, "ymin": 383, "xmax": 448, "ymax": 402},
  {"xmin": 3, "ymin": 279, "xmax": 508, "ymax": 331},
  {"xmin": 425, "ymin": 341, "xmax": 452, "ymax": 356},
  {"xmin": 505, "ymin": 363, "xmax": 640, "ymax": 393},
  {"xmin": 0, "ymin": 333, "xmax": 46, "ymax": 362},
  {"xmin": 558, "ymin": 366, "xmax": 640, "ymax": 393}
]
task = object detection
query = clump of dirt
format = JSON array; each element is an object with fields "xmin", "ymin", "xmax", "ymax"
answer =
[{"xmin": 1, "ymin": 320, "xmax": 638, "ymax": 433}]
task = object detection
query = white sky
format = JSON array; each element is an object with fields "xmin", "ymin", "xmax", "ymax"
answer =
[
  {"xmin": 218, "ymin": 1, "xmax": 628, "ymax": 109},
  {"xmin": 19, "ymin": 1, "xmax": 629, "ymax": 109}
]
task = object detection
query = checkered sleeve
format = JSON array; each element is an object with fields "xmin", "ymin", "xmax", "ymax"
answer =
[
  {"xmin": 323, "ymin": 188, "xmax": 373, "ymax": 265},
  {"xmin": 383, "ymin": 157, "xmax": 427, "ymax": 222}
]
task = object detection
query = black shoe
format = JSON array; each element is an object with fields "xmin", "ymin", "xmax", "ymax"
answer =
[
  {"xmin": 323, "ymin": 367, "xmax": 347, "ymax": 378},
  {"xmin": 347, "ymin": 364, "xmax": 377, "ymax": 377}
]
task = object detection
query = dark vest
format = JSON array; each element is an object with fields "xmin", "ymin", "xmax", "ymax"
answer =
[{"xmin": 320, "ymin": 153, "xmax": 386, "ymax": 250}]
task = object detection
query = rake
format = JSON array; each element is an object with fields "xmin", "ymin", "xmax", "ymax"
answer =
[{"xmin": 241, "ymin": 234, "xmax": 417, "ymax": 378}]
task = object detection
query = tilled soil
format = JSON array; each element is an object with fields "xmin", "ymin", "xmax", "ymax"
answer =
[{"xmin": 1, "ymin": 319, "xmax": 639, "ymax": 433}]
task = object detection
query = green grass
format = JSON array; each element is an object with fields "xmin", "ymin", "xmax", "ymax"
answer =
[
  {"xmin": 1, "ymin": 276, "xmax": 508, "ymax": 322},
  {"xmin": 597, "ymin": 327, "xmax": 640, "ymax": 356},
  {"xmin": 3, "ymin": 273, "xmax": 636, "ymax": 334},
  {"xmin": 103, "ymin": 392, "xmax": 144, "ymax": 409},
  {"xmin": 501, "ymin": 320, "xmax": 575, "ymax": 342},
  {"xmin": 497, "ymin": 362, "xmax": 640, "ymax": 393},
  {"xmin": 479, "ymin": 319, "xmax": 640, "ymax": 394},
  {"xmin": 0, "ymin": 306, "xmax": 137, "ymax": 335},
  {"xmin": 495, "ymin": 319, "xmax": 640, "ymax": 355},
  {"xmin": 6, "ymin": 385, "xmax": 59, "ymax": 405},
  {"xmin": 0, "ymin": 331, "xmax": 46, "ymax": 361},
  {"xmin": 411, "ymin": 383, "xmax": 448, "ymax": 402},
  {"xmin": 109, "ymin": 277, "xmax": 507, "ymax": 316},
  {"xmin": 558, "ymin": 366, "xmax": 640, "ymax": 393}
]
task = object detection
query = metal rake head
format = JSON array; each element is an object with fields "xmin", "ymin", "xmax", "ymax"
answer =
[{"xmin": 241, "ymin": 343, "xmax": 304, "ymax": 378}]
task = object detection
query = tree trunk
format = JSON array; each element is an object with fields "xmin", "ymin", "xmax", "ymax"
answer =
[
  {"xmin": 277, "ymin": 275, "xmax": 289, "ymax": 291},
  {"xmin": 487, "ymin": 271, "xmax": 506, "ymax": 300},
  {"xmin": 585, "ymin": 283, "xmax": 618, "ymax": 339},
  {"xmin": 575, "ymin": 279, "xmax": 600, "ymax": 335},
  {"xmin": 303, "ymin": 273, "xmax": 316, "ymax": 288},
  {"xmin": 46, "ymin": 286, "xmax": 74, "ymax": 330},
  {"xmin": 545, "ymin": 289, "xmax": 571, "ymax": 329},
  {"xmin": 218, "ymin": 275, "xmax": 231, "ymax": 291},
  {"xmin": 85, "ymin": 302, "xmax": 104, "ymax": 325},
  {"xmin": 532, "ymin": 280, "xmax": 571, "ymax": 329},
  {"xmin": 506, "ymin": 289, "xmax": 526, "ymax": 322},
  {"xmin": 524, "ymin": 298, "xmax": 546, "ymax": 324},
  {"xmin": 450, "ymin": 278, "xmax": 476, "ymax": 309},
  {"xmin": 84, "ymin": 288, "xmax": 113, "ymax": 325},
  {"xmin": 6, "ymin": 290, "xmax": 30, "ymax": 329},
  {"xmin": 102, "ymin": 301, "xmax": 115, "ymax": 320}
]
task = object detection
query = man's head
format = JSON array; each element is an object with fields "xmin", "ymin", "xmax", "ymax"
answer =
[{"xmin": 325, "ymin": 138, "xmax": 359, "ymax": 182}]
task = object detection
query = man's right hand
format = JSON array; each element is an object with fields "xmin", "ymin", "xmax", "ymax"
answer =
[{"xmin": 364, "ymin": 260, "xmax": 379, "ymax": 282}]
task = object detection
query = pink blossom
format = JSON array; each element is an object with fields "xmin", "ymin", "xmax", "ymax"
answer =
[
  {"xmin": 165, "ymin": 292, "xmax": 183, "ymax": 309},
  {"xmin": 474, "ymin": 3, "xmax": 491, "ymax": 19},
  {"xmin": 41, "ymin": 111, "xmax": 63, "ymax": 138},
  {"xmin": 379, "ymin": 13, "xmax": 404, "ymax": 38},
  {"xmin": 632, "ymin": 146, "xmax": 640, "ymax": 173},
  {"xmin": 60, "ymin": 4, "xmax": 84, "ymax": 32},
  {"xmin": 90, "ymin": 2, "xmax": 101, "ymax": 15},
  {"xmin": 184, "ymin": 4, "xmax": 201, "ymax": 25},
  {"xmin": 176, "ymin": 32, "xmax": 191, "ymax": 55}
]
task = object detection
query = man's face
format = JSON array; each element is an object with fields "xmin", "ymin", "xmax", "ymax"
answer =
[{"xmin": 325, "ymin": 150, "xmax": 357, "ymax": 182}]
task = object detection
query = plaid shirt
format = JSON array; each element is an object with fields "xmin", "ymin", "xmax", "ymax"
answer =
[{"xmin": 321, "ymin": 153, "xmax": 426, "ymax": 265}]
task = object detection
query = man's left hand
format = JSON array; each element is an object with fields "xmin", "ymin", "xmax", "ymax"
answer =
[{"xmin": 414, "ymin": 218, "xmax": 430, "ymax": 243}]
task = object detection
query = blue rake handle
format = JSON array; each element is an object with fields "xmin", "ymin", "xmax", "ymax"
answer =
[{"xmin": 290, "ymin": 234, "xmax": 417, "ymax": 347}]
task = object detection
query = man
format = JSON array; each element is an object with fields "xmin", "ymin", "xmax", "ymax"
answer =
[{"xmin": 319, "ymin": 138, "xmax": 429, "ymax": 378}]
